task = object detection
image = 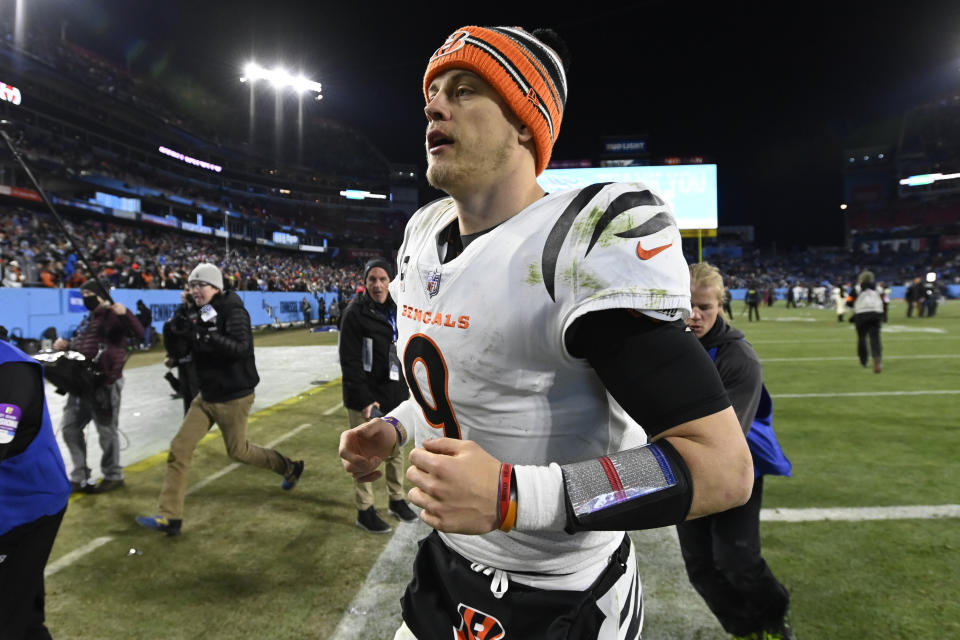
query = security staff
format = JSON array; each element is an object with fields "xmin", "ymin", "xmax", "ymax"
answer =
[
  {"xmin": 0, "ymin": 339, "xmax": 72, "ymax": 639},
  {"xmin": 338, "ymin": 258, "xmax": 416, "ymax": 533}
]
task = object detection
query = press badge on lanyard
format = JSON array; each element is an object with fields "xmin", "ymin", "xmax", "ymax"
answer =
[{"xmin": 388, "ymin": 309, "xmax": 400, "ymax": 381}]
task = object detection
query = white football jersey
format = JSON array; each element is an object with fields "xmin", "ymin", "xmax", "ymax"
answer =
[{"xmin": 390, "ymin": 182, "xmax": 690, "ymax": 575}]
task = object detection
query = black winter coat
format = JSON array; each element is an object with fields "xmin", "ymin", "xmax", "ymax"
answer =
[
  {"xmin": 338, "ymin": 292, "xmax": 408, "ymax": 414},
  {"xmin": 191, "ymin": 291, "xmax": 259, "ymax": 402}
]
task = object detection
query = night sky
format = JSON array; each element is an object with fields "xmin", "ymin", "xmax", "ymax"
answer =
[{"xmin": 27, "ymin": 0, "xmax": 960, "ymax": 248}]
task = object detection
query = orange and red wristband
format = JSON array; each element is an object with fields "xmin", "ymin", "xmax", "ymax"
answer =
[{"xmin": 497, "ymin": 463, "xmax": 518, "ymax": 532}]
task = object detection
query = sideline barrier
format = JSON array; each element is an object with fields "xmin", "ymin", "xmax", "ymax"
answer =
[
  {"xmin": 730, "ymin": 285, "xmax": 922, "ymax": 301},
  {"xmin": 3, "ymin": 284, "xmax": 954, "ymax": 340},
  {"xmin": 0, "ymin": 288, "xmax": 341, "ymax": 340}
]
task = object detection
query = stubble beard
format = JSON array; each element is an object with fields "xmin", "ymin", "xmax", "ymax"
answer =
[{"xmin": 425, "ymin": 131, "xmax": 513, "ymax": 196}]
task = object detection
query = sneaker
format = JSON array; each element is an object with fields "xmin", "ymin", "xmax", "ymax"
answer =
[
  {"xmin": 388, "ymin": 499, "xmax": 418, "ymax": 522},
  {"xmin": 89, "ymin": 478, "xmax": 125, "ymax": 494},
  {"xmin": 135, "ymin": 514, "xmax": 182, "ymax": 537},
  {"xmin": 69, "ymin": 479, "xmax": 96, "ymax": 494},
  {"xmin": 356, "ymin": 507, "xmax": 392, "ymax": 534},
  {"xmin": 282, "ymin": 460, "xmax": 304, "ymax": 490}
]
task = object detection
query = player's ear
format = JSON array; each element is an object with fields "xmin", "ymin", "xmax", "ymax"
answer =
[{"xmin": 517, "ymin": 123, "xmax": 533, "ymax": 144}]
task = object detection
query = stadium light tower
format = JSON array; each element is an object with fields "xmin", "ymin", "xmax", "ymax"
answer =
[{"xmin": 241, "ymin": 62, "xmax": 322, "ymax": 162}]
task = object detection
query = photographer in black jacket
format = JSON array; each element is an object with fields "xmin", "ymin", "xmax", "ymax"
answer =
[
  {"xmin": 136, "ymin": 264, "xmax": 304, "ymax": 536},
  {"xmin": 338, "ymin": 258, "xmax": 416, "ymax": 533}
]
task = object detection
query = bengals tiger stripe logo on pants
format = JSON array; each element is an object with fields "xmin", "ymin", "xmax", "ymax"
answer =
[{"xmin": 454, "ymin": 603, "xmax": 505, "ymax": 640}]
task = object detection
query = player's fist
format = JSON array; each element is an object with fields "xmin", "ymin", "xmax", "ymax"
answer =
[
  {"xmin": 407, "ymin": 438, "xmax": 501, "ymax": 534},
  {"xmin": 339, "ymin": 418, "xmax": 399, "ymax": 482}
]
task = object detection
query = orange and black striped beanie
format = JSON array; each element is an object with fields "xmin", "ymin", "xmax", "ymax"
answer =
[{"xmin": 424, "ymin": 26, "xmax": 567, "ymax": 176}]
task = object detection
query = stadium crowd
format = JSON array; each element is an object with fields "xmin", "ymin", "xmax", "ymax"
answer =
[
  {"xmin": 4, "ymin": 205, "xmax": 957, "ymax": 299},
  {"xmin": 0, "ymin": 207, "xmax": 368, "ymax": 294},
  {"xmin": 698, "ymin": 245, "xmax": 959, "ymax": 292}
]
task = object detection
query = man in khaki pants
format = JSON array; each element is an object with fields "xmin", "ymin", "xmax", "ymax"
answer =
[
  {"xmin": 136, "ymin": 263, "xmax": 304, "ymax": 536},
  {"xmin": 338, "ymin": 259, "xmax": 416, "ymax": 533}
]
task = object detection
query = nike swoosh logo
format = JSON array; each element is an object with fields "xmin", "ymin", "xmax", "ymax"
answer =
[{"xmin": 636, "ymin": 240, "xmax": 672, "ymax": 260}]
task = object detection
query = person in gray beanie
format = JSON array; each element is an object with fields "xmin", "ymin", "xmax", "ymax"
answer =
[{"xmin": 137, "ymin": 263, "xmax": 304, "ymax": 536}]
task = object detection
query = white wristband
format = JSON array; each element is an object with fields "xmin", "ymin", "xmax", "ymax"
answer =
[{"xmin": 513, "ymin": 463, "xmax": 567, "ymax": 532}]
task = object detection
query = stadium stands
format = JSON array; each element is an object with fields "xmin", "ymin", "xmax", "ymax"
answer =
[{"xmin": 0, "ymin": 15, "xmax": 411, "ymax": 283}]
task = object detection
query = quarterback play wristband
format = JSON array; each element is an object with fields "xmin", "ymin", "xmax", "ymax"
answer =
[{"xmin": 561, "ymin": 439, "xmax": 692, "ymax": 532}]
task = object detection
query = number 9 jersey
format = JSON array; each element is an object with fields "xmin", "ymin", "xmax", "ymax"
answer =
[{"xmin": 389, "ymin": 181, "xmax": 691, "ymax": 575}]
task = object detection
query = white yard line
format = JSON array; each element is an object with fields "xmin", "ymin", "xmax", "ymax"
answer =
[
  {"xmin": 772, "ymin": 390, "xmax": 960, "ymax": 398},
  {"xmin": 761, "ymin": 505, "xmax": 960, "ymax": 522},
  {"xmin": 330, "ymin": 519, "xmax": 429, "ymax": 640},
  {"xmin": 761, "ymin": 354, "xmax": 960, "ymax": 362},
  {"xmin": 47, "ymin": 421, "xmax": 314, "ymax": 578},
  {"xmin": 45, "ymin": 536, "xmax": 113, "ymax": 578},
  {"xmin": 323, "ymin": 401, "xmax": 344, "ymax": 415},
  {"xmin": 186, "ymin": 422, "xmax": 311, "ymax": 494}
]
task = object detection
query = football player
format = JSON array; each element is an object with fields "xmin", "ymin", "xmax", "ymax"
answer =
[{"xmin": 339, "ymin": 25, "xmax": 753, "ymax": 639}]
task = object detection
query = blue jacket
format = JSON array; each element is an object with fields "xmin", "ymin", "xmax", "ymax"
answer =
[{"xmin": 0, "ymin": 341, "xmax": 71, "ymax": 535}]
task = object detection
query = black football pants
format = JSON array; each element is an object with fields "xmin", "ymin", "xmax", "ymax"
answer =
[{"xmin": 676, "ymin": 477, "xmax": 789, "ymax": 636}]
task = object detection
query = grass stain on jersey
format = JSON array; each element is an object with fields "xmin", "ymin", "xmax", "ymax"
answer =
[
  {"xmin": 526, "ymin": 263, "xmax": 543, "ymax": 286},
  {"xmin": 572, "ymin": 205, "xmax": 606, "ymax": 245},
  {"xmin": 573, "ymin": 206, "xmax": 636, "ymax": 250},
  {"xmin": 561, "ymin": 259, "xmax": 605, "ymax": 295}
]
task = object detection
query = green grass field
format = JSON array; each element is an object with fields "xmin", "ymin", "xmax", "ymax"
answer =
[{"xmin": 41, "ymin": 301, "xmax": 959, "ymax": 639}]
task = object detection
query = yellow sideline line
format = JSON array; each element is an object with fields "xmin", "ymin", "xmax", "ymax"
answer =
[{"xmin": 67, "ymin": 378, "xmax": 342, "ymax": 503}]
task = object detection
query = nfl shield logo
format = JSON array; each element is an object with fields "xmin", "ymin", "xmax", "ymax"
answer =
[{"xmin": 426, "ymin": 269, "xmax": 442, "ymax": 297}]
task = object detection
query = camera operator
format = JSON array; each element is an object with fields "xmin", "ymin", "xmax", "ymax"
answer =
[
  {"xmin": 162, "ymin": 290, "xmax": 201, "ymax": 415},
  {"xmin": 137, "ymin": 263, "xmax": 304, "ymax": 536},
  {"xmin": 0, "ymin": 339, "xmax": 72, "ymax": 639},
  {"xmin": 54, "ymin": 278, "xmax": 144, "ymax": 494}
]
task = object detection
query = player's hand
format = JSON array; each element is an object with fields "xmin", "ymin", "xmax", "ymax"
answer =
[
  {"xmin": 361, "ymin": 401, "xmax": 381, "ymax": 420},
  {"xmin": 339, "ymin": 418, "xmax": 398, "ymax": 482},
  {"xmin": 406, "ymin": 438, "xmax": 501, "ymax": 534}
]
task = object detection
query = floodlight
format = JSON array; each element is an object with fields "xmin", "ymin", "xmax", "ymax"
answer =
[
  {"xmin": 270, "ymin": 68, "xmax": 290, "ymax": 89},
  {"xmin": 240, "ymin": 61, "xmax": 323, "ymax": 97}
]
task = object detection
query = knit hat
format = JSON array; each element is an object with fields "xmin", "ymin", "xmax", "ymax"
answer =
[
  {"xmin": 424, "ymin": 26, "xmax": 567, "ymax": 175},
  {"xmin": 363, "ymin": 258, "xmax": 393, "ymax": 281},
  {"xmin": 188, "ymin": 263, "xmax": 224, "ymax": 290},
  {"xmin": 80, "ymin": 278, "xmax": 109, "ymax": 300}
]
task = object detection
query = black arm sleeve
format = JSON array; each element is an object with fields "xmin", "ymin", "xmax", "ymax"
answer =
[
  {"xmin": 0, "ymin": 361, "xmax": 45, "ymax": 463},
  {"xmin": 565, "ymin": 309, "xmax": 730, "ymax": 437},
  {"xmin": 206, "ymin": 306, "xmax": 253, "ymax": 358}
]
